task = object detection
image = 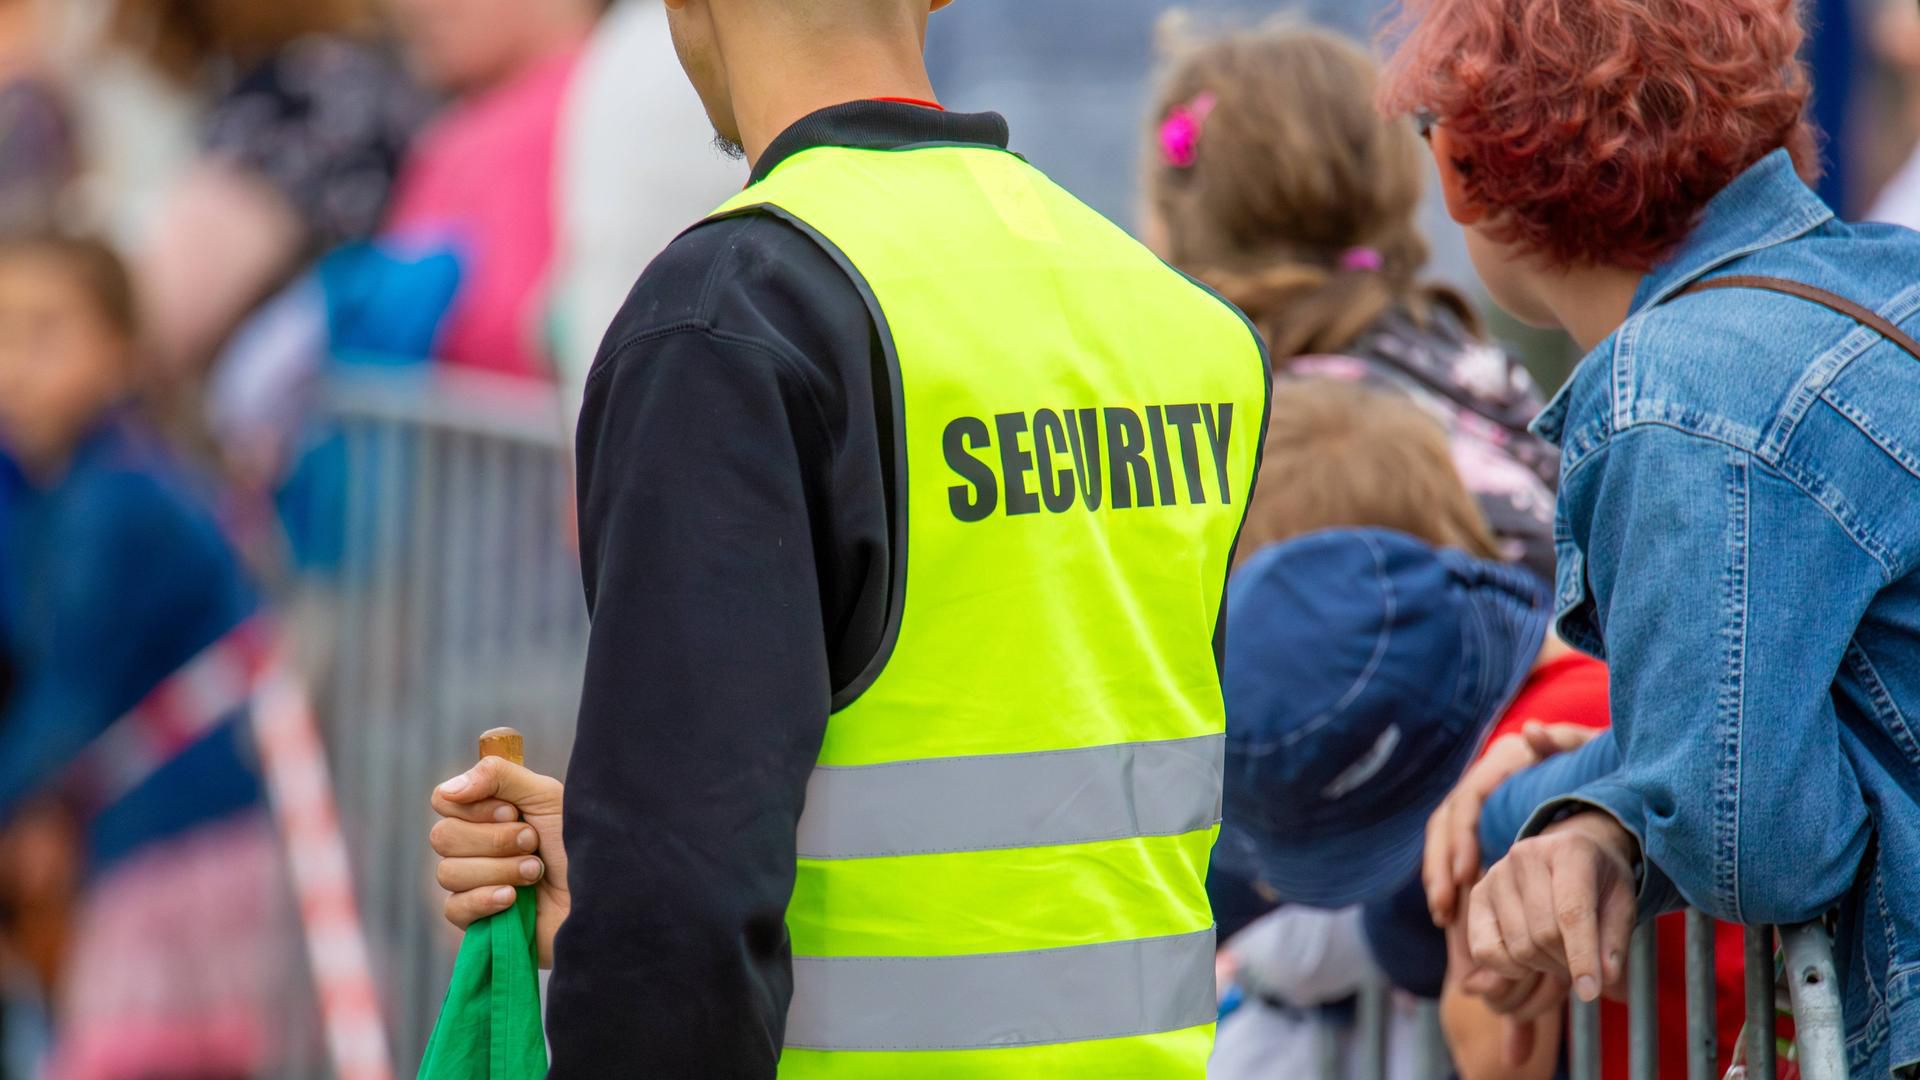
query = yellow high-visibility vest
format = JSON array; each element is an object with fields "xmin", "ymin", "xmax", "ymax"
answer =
[{"xmin": 705, "ymin": 141, "xmax": 1269, "ymax": 1078}]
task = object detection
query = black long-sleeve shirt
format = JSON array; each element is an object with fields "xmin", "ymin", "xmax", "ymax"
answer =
[{"xmin": 548, "ymin": 102, "xmax": 1013, "ymax": 1079}]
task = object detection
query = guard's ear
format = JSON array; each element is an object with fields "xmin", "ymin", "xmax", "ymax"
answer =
[{"xmin": 1431, "ymin": 127, "xmax": 1485, "ymax": 227}]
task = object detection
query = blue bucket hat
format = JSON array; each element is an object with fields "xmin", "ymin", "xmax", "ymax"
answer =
[{"xmin": 1215, "ymin": 528, "xmax": 1550, "ymax": 909}]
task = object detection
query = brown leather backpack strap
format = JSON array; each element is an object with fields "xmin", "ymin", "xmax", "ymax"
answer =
[{"xmin": 1680, "ymin": 274, "xmax": 1920, "ymax": 363}]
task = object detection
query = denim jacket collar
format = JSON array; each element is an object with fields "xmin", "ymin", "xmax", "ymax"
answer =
[{"xmin": 1530, "ymin": 149, "xmax": 1834, "ymax": 447}]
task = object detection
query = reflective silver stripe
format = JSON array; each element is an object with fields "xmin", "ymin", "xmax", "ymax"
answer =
[
  {"xmin": 796, "ymin": 734, "xmax": 1223, "ymax": 860},
  {"xmin": 785, "ymin": 928, "xmax": 1217, "ymax": 1051}
]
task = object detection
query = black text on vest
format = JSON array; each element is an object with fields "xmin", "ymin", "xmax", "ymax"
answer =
[{"xmin": 944, "ymin": 404, "xmax": 1236, "ymax": 522}]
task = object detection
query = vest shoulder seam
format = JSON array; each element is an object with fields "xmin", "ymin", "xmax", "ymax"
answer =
[{"xmin": 594, "ymin": 320, "xmax": 830, "ymax": 409}]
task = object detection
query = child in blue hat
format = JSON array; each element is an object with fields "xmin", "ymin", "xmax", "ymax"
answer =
[{"xmin": 1212, "ymin": 378, "xmax": 1551, "ymax": 1079}]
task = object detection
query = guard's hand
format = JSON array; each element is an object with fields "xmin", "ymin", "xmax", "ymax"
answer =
[
  {"xmin": 1424, "ymin": 722, "xmax": 1601, "ymax": 926},
  {"xmin": 1467, "ymin": 810, "xmax": 1637, "ymax": 1005},
  {"xmin": 430, "ymin": 757, "xmax": 569, "ymax": 967}
]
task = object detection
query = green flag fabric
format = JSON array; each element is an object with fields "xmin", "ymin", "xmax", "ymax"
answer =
[{"xmin": 417, "ymin": 886, "xmax": 548, "ymax": 1079}]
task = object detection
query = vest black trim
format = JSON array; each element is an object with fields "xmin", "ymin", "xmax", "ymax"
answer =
[
  {"xmin": 1171, "ymin": 266, "xmax": 1274, "ymax": 676},
  {"xmin": 701, "ymin": 203, "xmax": 911, "ymax": 713}
]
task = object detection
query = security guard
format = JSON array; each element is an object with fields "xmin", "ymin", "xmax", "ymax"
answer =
[{"xmin": 426, "ymin": 0, "xmax": 1269, "ymax": 1075}]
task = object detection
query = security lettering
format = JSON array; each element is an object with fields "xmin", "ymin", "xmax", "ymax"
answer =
[{"xmin": 945, "ymin": 404, "xmax": 1236, "ymax": 522}]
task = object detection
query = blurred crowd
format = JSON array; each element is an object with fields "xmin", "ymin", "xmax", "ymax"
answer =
[{"xmin": 0, "ymin": 0, "xmax": 1916, "ymax": 1077}]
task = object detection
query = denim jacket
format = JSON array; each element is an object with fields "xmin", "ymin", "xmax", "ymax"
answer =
[{"xmin": 1521, "ymin": 149, "xmax": 1920, "ymax": 1077}]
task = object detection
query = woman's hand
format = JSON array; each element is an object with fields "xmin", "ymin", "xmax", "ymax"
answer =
[
  {"xmin": 1424, "ymin": 722, "xmax": 1602, "ymax": 926},
  {"xmin": 1466, "ymin": 810, "xmax": 1638, "ymax": 1005},
  {"xmin": 429, "ymin": 757, "xmax": 570, "ymax": 967}
]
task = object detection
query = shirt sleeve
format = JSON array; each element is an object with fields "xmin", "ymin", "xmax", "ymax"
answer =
[
  {"xmin": 544, "ymin": 325, "xmax": 833, "ymax": 1078},
  {"xmin": 1519, "ymin": 425, "xmax": 1875, "ymax": 925},
  {"xmin": 1480, "ymin": 732, "xmax": 1621, "ymax": 867}
]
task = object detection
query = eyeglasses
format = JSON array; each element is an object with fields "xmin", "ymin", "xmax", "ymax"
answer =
[{"xmin": 1414, "ymin": 109, "xmax": 1438, "ymax": 141}]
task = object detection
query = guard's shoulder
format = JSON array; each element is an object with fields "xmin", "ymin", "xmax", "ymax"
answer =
[{"xmin": 595, "ymin": 208, "xmax": 871, "ymax": 387}]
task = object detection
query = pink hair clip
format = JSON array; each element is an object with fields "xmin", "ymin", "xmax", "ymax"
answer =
[
  {"xmin": 1159, "ymin": 92, "xmax": 1217, "ymax": 169},
  {"xmin": 1338, "ymin": 247, "xmax": 1385, "ymax": 272}
]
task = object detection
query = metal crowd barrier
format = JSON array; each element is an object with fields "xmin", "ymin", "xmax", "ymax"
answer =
[
  {"xmin": 1334, "ymin": 914, "xmax": 1848, "ymax": 1080},
  {"xmin": 1563, "ymin": 917, "xmax": 1849, "ymax": 1080},
  {"xmin": 286, "ymin": 366, "xmax": 590, "ymax": 1074}
]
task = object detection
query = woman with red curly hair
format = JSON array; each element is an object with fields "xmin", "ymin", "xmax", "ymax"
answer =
[{"xmin": 1381, "ymin": 0, "xmax": 1920, "ymax": 1075}]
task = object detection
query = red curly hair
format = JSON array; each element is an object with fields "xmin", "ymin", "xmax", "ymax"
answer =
[{"xmin": 1377, "ymin": 0, "xmax": 1819, "ymax": 270}]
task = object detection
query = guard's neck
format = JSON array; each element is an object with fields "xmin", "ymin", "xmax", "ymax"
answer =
[{"xmin": 722, "ymin": 21, "xmax": 936, "ymax": 167}]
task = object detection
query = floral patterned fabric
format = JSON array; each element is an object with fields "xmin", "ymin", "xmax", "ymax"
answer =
[
  {"xmin": 202, "ymin": 36, "xmax": 434, "ymax": 251},
  {"xmin": 1286, "ymin": 304, "xmax": 1560, "ymax": 583}
]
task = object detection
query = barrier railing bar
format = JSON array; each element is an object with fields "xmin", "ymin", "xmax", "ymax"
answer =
[
  {"xmin": 1782, "ymin": 922, "xmax": 1850, "ymax": 1080},
  {"xmin": 1746, "ymin": 925, "xmax": 1779, "ymax": 1080},
  {"xmin": 1314, "ymin": 1009, "xmax": 1341, "ymax": 1080},
  {"xmin": 1355, "ymin": 978, "xmax": 1388, "ymax": 1080},
  {"xmin": 1629, "ymin": 921, "xmax": 1658, "ymax": 1079},
  {"xmin": 1685, "ymin": 909, "xmax": 1719, "ymax": 1080},
  {"xmin": 390, "ymin": 425, "xmax": 433, "ymax": 1062},
  {"xmin": 364, "ymin": 418, "xmax": 412, "ymax": 1074},
  {"xmin": 1570, "ymin": 995, "xmax": 1602, "ymax": 1080},
  {"xmin": 325, "ymin": 366, "xmax": 571, "ymax": 450},
  {"xmin": 1413, "ymin": 998, "xmax": 1450, "ymax": 1080}
]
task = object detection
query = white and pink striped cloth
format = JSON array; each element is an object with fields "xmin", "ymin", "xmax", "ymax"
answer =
[{"xmin": 49, "ymin": 810, "xmax": 287, "ymax": 1080}]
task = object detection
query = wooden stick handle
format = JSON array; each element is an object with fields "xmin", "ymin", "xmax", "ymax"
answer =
[{"xmin": 478, "ymin": 727, "xmax": 525, "ymax": 767}]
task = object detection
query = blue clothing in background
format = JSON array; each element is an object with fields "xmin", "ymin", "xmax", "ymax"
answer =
[
  {"xmin": 0, "ymin": 449, "xmax": 21, "ymax": 629},
  {"xmin": 1805, "ymin": 0, "xmax": 1858, "ymax": 214},
  {"xmin": 1525, "ymin": 149, "xmax": 1920, "ymax": 1077},
  {"xmin": 0, "ymin": 451, "xmax": 21, "ymax": 711},
  {"xmin": 1360, "ymin": 873, "xmax": 1450, "ymax": 1000},
  {"xmin": 0, "ymin": 419, "xmax": 262, "ymax": 873}
]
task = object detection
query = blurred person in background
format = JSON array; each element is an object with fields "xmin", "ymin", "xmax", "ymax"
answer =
[
  {"xmin": 1143, "ymin": 25, "xmax": 1559, "ymax": 584},
  {"xmin": 1378, "ymin": 0, "xmax": 1920, "ymax": 1073},
  {"xmin": 0, "ymin": 235, "xmax": 286, "ymax": 1080},
  {"xmin": 1803, "ymin": 0, "xmax": 1861, "ymax": 214},
  {"xmin": 0, "ymin": 0, "xmax": 77, "ymax": 234},
  {"xmin": 1211, "ymin": 378, "xmax": 1551, "ymax": 1079},
  {"xmin": 1866, "ymin": 0, "xmax": 1920, "ymax": 229},
  {"xmin": 205, "ymin": 0, "xmax": 608, "ymax": 568},
  {"xmin": 115, "ymin": 0, "xmax": 431, "ymax": 379},
  {"xmin": 0, "ymin": 0, "xmax": 69, "ymax": 744},
  {"xmin": 551, "ymin": 0, "xmax": 743, "ymax": 417},
  {"xmin": 380, "ymin": 0, "xmax": 605, "ymax": 380}
]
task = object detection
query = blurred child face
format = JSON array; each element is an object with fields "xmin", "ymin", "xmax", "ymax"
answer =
[{"xmin": 0, "ymin": 254, "xmax": 131, "ymax": 474}]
